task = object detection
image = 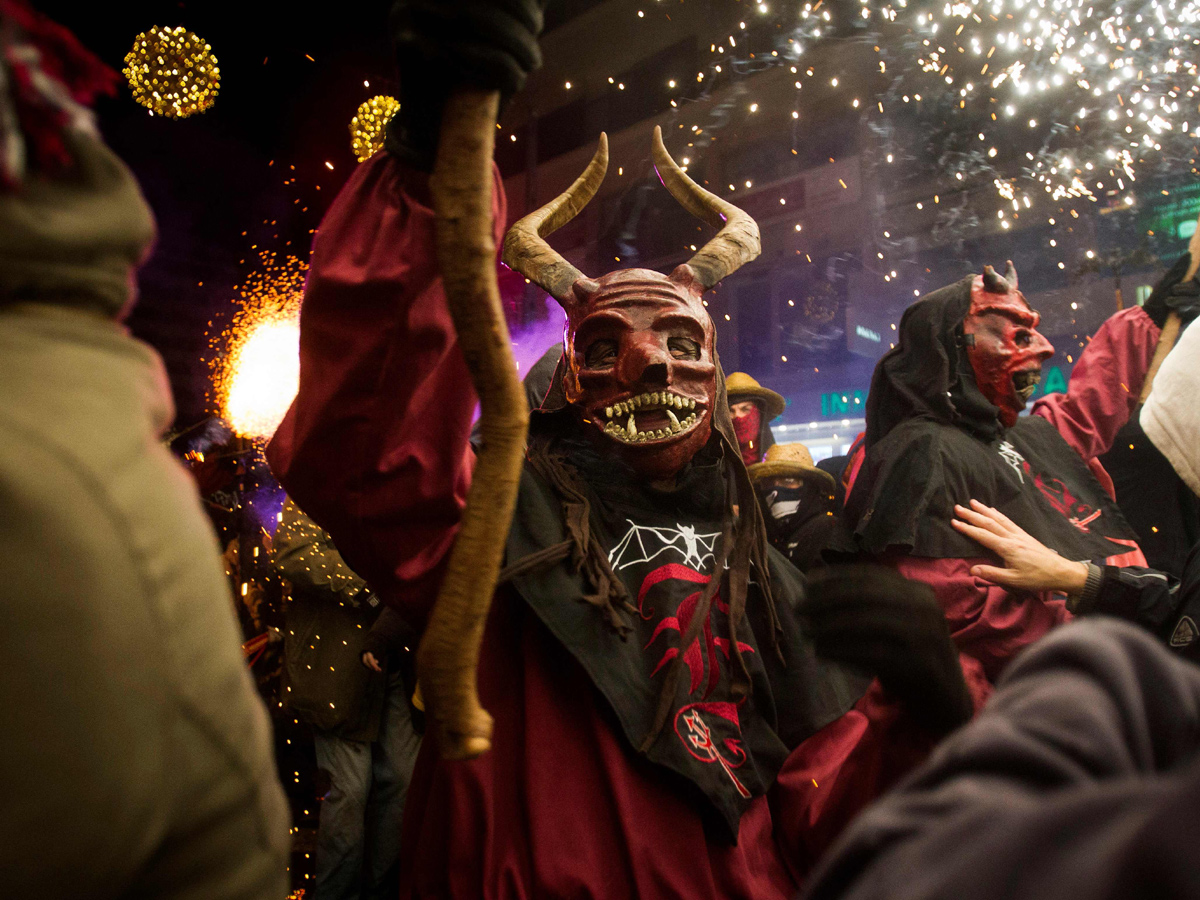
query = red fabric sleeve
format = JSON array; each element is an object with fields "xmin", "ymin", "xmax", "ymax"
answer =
[
  {"xmin": 893, "ymin": 555, "xmax": 1071, "ymax": 684},
  {"xmin": 266, "ymin": 153, "xmax": 507, "ymax": 628},
  {"xmin": 1031, "ymin": 305, "xmax": 1160, "ymax": 462},
  {"xmin": 771, "ymin": 664, "xmax": 990, "ymax": 883}
]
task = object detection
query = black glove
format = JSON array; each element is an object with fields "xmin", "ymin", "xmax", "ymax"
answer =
[
  {"xmin": 386, "ymin": 0, "xmax": 547, "ymax": 171},
  {"xmin": 801, "ymin": 565, "xmax": 974, "ymax": 735},
  {"xmin": 1143, "ymin": 252, "xmax": 1200, "ymax": 329}
]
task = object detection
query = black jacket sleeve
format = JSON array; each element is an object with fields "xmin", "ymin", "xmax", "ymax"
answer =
[
  {"xmin": 1078, "ymin": 539, "xmax": 1200, "ymax": 659},
  {"xmin": 803, "ymin": 619, "xmax": 1200, "ymax": 900}
]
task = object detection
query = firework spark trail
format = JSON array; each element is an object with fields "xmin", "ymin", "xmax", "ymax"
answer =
[
  {"xmin": 857, "ymin": 0, "xmax": 1200, "ymax": 217},
  {"xmin": 210, "ymin": 251, "xmax": 308, "ymax": 440}
]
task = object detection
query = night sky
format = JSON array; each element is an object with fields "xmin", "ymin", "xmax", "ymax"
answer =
[{"xmin": 39, "ymin": 1, "xmax": 396, "ymax": 424}]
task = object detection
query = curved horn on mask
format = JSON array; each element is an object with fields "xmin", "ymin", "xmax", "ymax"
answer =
[
  {"xmin": 501, "ymin": 133, "xmax": 608, "ymax": 303},
  {"xmin": 651, "ymin": 125, "xmax": 760, "ymax": 290},
  {"xmin": 982, "ymin": 264, "xmax": 1010, "ymax": 293},
  {"xmin": 1004, "ymin": 259, "xmax": 1019, "ymax": 290}
]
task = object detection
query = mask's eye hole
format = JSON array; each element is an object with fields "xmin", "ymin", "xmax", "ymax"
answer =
[
  {"xmin": 584, "ymin": 339, "xmax": 618, "ymax": 368},
  {"xmin": 668, "ymin": 337, "xmax": 701, "ymax": 360},
  {"xmin": 1013, "ymin": 329, "xmax": 1031, "ymax": 348}
]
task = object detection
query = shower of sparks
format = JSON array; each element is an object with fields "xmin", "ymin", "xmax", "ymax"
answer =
[
  {"xmin": 211, "ymin": 251, "xmax": 308, "ymax": 440},
  {"xmin": 869, "ymin": 0, "xmax": 1200, "ymax": 210}
]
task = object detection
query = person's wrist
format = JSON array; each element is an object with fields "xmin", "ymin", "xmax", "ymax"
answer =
[{"xmin": 1058, "ymin": 558, "xmax": 1089, "ymax": 595}]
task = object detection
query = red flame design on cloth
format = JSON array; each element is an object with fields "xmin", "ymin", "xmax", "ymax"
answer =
[{"xmin": 637, "ymin": 563, "xmax": 755, "ymax": 698}]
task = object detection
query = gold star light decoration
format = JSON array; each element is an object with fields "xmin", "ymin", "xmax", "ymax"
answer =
[
  {"xmin": 123, "ymin": 26, "xmax": 220, "ymax": 118},
  {"xmin": 349, "ymin": 95, "xmax": 400, "ymax": 162}
]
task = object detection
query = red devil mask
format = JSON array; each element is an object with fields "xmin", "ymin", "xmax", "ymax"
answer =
[
  {"xmin": 503, "ymin": 128, "xmax": 761, "ymax": 480},
  {"xmin": 962, "ymin": 262, "xmax": 1055, "ymax": 429}
]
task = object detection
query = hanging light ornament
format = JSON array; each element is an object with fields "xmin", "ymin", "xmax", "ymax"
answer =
[
  {"xmin": 349, "ymin": 95, "xmax": 401, "ymax": 162},
  {"xmin": 123, "ymin": 26, "xmax": 220, "ymax": 118}
]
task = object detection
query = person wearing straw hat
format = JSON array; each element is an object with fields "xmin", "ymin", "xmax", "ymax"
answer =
[
  {"xmin": 726, "ymin": 371, "xmax": 786, "ymax": 466},
  {"xmin": 749, "ymin": 443, "xmax": 838, "ymax": 572}
]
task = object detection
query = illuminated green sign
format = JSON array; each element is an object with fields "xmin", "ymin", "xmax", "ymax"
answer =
[
  {"xmin": 1143, "ymin": 183, "xmax": 1200, "ymax": 244},
  {"xmin": 820, "ymin": 390, "xmax": 866, "ymax": 416},
  {"xmin": 1038, "ymin": 365, "xmax": 1067, "ymax": 396}
]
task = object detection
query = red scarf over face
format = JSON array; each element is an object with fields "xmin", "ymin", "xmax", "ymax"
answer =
[{"xmin": 732, "ymin": 405, "xmax": 762, "ymax": 465}]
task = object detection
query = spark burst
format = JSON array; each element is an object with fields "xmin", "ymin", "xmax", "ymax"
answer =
[
  {"xmin": 870, "ymin": 0, "xmax": 1200, "ymax": 211},
  {"xmin": 211, "ymin": 252, "xmax": 308, "ymax": 440}
]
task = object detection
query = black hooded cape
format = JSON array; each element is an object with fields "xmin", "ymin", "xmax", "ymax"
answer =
[
  {"xmin": 843, "ymin": 277, "xmax": 1141, "ymax": 562},
  {"xmin": 504, "ymin": 354, "xmax": 868, "ymax": 840}
]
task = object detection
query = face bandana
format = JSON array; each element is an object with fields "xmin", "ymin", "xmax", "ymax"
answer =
[
  {"xmin": 962, "ymin": 264, "xmax": 1055, "ymax": 428},
  {"xmin": 764, "ymin": 483, "xmax": 803, "ymax": 522},
  {"xmin": 731, "ymin": 404, "xmax": 763, "ymax": 466}
]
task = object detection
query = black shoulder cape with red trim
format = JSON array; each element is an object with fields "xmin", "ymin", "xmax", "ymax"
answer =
[
  {"xmin": 505, "ymin": 434, "xmax": 868, "ymax": 842},
  {"xmin": 842, "ymin": 277, "xmax": 1141, "ymax": 562}
]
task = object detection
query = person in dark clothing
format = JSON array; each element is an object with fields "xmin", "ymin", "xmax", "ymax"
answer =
[
  {"xmin": 803, "ymin": 617, "xmax": 1200, "ymax": 900},
  {"xmin": 1098, "ymin": 419, "xmax": 1200, "ymax": 578},
  {"xmin": 725, "ymin": 371, "xmax": 784, "ymax": 465},
  {"xmin": 266, "ymin": 1, "xmax": 979, "ymax": 884},
  {"xmin": 748, "ymin": 442, "xmax": 838, "ymax": 572},
  {"xmin": 839, "ymin": 260, "xmax": 1180, "ymax": 692},
  {"xmin": 273, "ymin": 499, "xmax": 420, "ymax": 900},
  {"xmin": 948, "ymin": 310, "xmax": 1200, "ymax": 661}
]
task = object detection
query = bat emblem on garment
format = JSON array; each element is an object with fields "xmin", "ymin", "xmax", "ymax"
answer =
[{"xmin": 608, "ymin": 520, "xmax": 721, "ymax": 572}]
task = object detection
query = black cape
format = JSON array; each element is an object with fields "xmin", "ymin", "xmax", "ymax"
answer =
[
  {"xmin": 506, "ymin": 436, "xmax": 867, "ymax": 841},
  {"xmin": 844, "ymin": 277, "xmax": 1141, "ymax": 561}
]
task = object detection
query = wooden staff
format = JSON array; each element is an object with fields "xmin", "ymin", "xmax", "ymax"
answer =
[
  {"xmin": 1140, "ymin": 211, "xmax": 1200, "ymax": 403},
  {"xmin": 419, "ymin": 89, "xmax": 530, "ymax": 760}
]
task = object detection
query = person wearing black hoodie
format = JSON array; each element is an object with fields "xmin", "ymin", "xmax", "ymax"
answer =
[{"xmin": 840, "ymin": 259, "xmax": 1194, "ymax": 692}]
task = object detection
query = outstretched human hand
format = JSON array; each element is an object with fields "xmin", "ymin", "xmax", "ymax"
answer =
[
  {"xmin": 951, "ymin": 499, "xmax": 1088, "ymax": 594},
  {"xmin": 803, "ymin": 565, "xmax": 974, "ymax": 735}
]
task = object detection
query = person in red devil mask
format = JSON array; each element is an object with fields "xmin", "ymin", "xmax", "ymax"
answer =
[
  {"xmin": 724, "ymin": 372, "xmax": 786, "ymax": 465},
  {"xmin": 267, "ymin": 7, "xmax": 981, "ymax": 895},
  {"xmin": 839, "ymin": 259, "xmax": 1194, "ymax": 693}
]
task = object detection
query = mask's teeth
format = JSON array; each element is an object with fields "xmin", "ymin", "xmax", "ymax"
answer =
[
  {"xmin": 667, "ymin": 409, "xmax": 680, "ymax": 429},
  {"xmin": 627, "ymin": 414, "xmax": 637, "ymax": 438},
  {"xmin": 605, "ymin": 406, "xmax": 613, "ymax": 419}
]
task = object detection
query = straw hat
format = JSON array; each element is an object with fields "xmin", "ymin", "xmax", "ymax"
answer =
[
  {"xmin": 725, "ymin": 371, "xmax": 786, "ymax": 420},
  {"xmin": 748, "ymin": 442, "xmax": 835, "ymax": 488}
]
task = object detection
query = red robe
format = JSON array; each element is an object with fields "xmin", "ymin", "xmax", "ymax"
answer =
[{"xmin": 268, "ymin": 152, "xmax": 958, "ymax": 898}]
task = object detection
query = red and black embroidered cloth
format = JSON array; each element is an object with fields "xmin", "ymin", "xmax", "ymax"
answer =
[
  {"xmin": 507, "ymin": 436, "xmax": 866, "ymax": 838},
  {"xmin": 844, "ymin": 279, "xmax": 1142, "ymax": 565}
]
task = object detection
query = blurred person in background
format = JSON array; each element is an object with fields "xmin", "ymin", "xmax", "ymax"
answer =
[
  {"xmin": 748, "ymin": 442, "xmax": 839, "ymax": 573},
  {"xmin": 0, "ymin": 3, "xmax": 288, "ymax": 896},
  {"xmin": 274, "ymin": 498, "xmax": 420, "ymax": 900},
  {"xmin": 726, "ymin": 371, "xmax": 785, "ymax": 465}
]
